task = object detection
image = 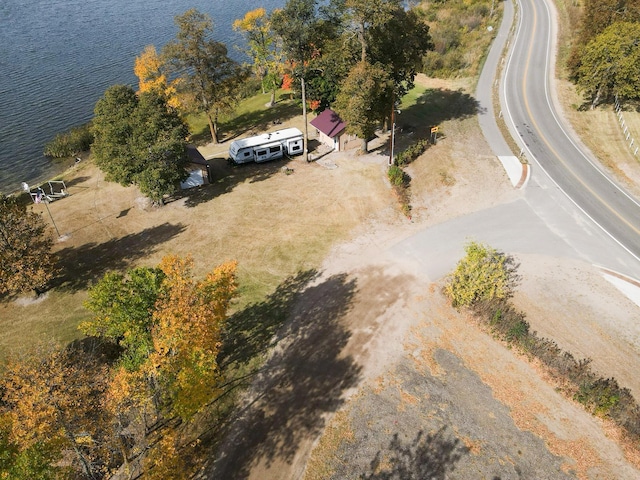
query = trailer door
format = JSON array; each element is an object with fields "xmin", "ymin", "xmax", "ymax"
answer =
[{"xmin": 287, "ymin": 138, "xmax": 303, "ymax": 156}]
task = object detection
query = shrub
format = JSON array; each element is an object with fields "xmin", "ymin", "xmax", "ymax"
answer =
[
  {"xmin": 470, "ymin": 295, "xmax": 640, "ymax": 445},
  {"xmin": 445, "ymin": 241, "xmax": 519, "ymax": 308},
  {"xmin": 575, "ymin": 378, "xmax": 621, "ymax": 416},
  {"xmin": 387, "ymin": 165, "xmax": 412, "ymax": 218},
  {"xmin": 395, "ymin": 138, "xmax": 430, "ymax": 166},
  {"xmin": 388, "ymin": 165, "xmax": 405, "ymax": 187},
  {"xmin": 43, "ymin": 123, "xmax": 93, "ymax": 158}
]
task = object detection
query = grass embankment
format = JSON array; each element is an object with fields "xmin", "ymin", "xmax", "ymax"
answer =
[{"xmin": 551, "ymin": 0, "xmax": 640, "ymax": 193}]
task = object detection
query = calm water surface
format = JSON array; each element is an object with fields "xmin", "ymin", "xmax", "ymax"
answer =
[{"xmin": 0, "ymin": 0, "xmax": 284, "ymax": 194}]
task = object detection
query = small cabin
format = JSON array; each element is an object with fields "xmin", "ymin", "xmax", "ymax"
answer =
[
  {"xmin": 181, "ymin": 145, "xmax": 212, "ymax": 189},
  {"xmin": 310, "ymin": 109, "xmax": 359, "ymax": 152}
]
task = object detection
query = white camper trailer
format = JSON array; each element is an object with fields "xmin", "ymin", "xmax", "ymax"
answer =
[{"xmin": 229, "ymin": 128, "xmax": 304, "ymax": 164}]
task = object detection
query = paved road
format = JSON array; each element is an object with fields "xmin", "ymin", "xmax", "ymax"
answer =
[
  {"xmin": 502, "ymin": 0, "xmax": 640, "ymax": 263},
  {"xmin": 395, "ymin": 0, "xmax": 640, "ymax": 284}
]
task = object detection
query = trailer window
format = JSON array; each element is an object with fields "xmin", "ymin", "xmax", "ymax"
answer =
[
  {"xmin": 243, "ymin": 151, "xmax": 251, "ymax": 157},
  {"xmin": 269, "ymin": 146, "xmax": 281, "ymax": 154},
  {"xmin": 291, "ymin": 145, "xmax": 301, "ymax": 151},
  {"xmin": 256, "ymin": 150, "xmax": 266, "ymax": 156}
]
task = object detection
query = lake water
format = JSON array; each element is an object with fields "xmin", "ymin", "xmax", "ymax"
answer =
[{"xmin": 0, "ymin": 0, "xmax": 285, "ymax": 195}]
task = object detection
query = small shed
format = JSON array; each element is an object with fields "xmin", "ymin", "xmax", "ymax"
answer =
[
  {"xmin": 310, "ymin": 109, "xmax": 359, "ymax": 152},
  {"xmin": 181, "ymin": 145, "xmax": 212, "ymax": 189}
]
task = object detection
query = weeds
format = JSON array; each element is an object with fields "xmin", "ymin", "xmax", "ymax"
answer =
[
  {"xmin": 470, "ymin": 298, "xmax": 640, "ymax": 440},
  {"xmin": 387, "ymin": 165, "xmax": 412, "ymax": 219}
]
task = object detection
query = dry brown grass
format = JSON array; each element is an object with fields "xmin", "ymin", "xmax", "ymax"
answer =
[
  {"xmin": 0, "ymin": 135, "xmax": 395, "ymax": 364},
  {"xmin": 303, "ymin": 409, "xmax": 355, "ymax": 480},
  {"xmin": 556, "ymin": 80, "xmax": 640, "ymax": 196}
]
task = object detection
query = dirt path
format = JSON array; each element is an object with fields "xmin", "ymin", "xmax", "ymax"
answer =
[{"xmin": 202, "ymin": 115, "xmax": 640, "ymax": 479}]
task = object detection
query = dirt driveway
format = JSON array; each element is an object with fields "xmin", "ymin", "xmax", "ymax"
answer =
[{"xmin": 203, "ymin": 115, "xmax": 640, "ymax": 479}]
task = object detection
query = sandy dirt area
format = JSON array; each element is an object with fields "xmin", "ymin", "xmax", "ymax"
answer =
[{"xmin": 203, "ymin": 115, "xmax": 640, "ymax": 479}]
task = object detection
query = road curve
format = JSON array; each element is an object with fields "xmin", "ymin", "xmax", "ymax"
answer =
[{"xmin": 501, "ymin": 0, "xmax": 640, "ymax": 261}]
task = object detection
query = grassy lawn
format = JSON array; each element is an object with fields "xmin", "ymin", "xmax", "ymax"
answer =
[
  {"xmin": 187, "ymin": 89, "xmax": 300, "ymax": 145},
  {"xmin": 0, "ymin": 90, "xmax": 393, "ymax": 365}
]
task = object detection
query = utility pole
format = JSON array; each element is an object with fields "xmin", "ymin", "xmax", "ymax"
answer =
[
  {"xmin": 389, "ymin": 91, "xmax": 396, "ymax": 166},
  {"xmin": 301, "ymin": 77, "xmax": 309, "ymax": 162}
]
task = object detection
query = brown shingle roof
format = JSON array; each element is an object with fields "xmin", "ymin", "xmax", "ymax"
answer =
[{"xmin": 310, "ymin": 109, "xmax": 346, "ymax": 138}]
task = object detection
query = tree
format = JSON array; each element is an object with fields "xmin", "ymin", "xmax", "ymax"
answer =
[
  {"xmin": 233, "ymin": 8, "xmax": 283, "ymax": 106},
  {"xmin": 80, "ymin": 267, "xmax": 166, "ymax": 371},
  {"xmin": 92, "ymin": 85, "xmax": 189, "ymax": 204},
  {"xmin": 134, "ymin": 45, "xmax": 180, "ymax": 109},
  {"xmin": 0, "ymin": 344, "xmax": 114, "ymax": 479},
  {"xmin": 576, "ymin": 21, "xmax": 640, "ymax": 108},
  {"xmin": 92, "ymin": 85, "xmax": 139, "ymax": 185},
  {"xmin": 569, "ymin": 0, "xmax": 640, "ymax": 77},
  {"xmin": 272, "ymin": 0, "xmax": 321, "ymax": 161},
  {"xmin": 444, "ymin": 241, "xmax": 519, "ymax": 308},
  {"xmin": 0, "ymin": 415, "xmax": 64, "ymax": 480},
  {"xmin": 368, "ymin": 7, "xmax": 433, "ymax": 99},
  {"xmin": 163, "ymin": 9, "xmax": 248, "ymax": 143},
  {"xmin": 0, "ymin": 195, "xmax": 56, "ymax": 298},
  {"xmin": 334, "ymin": 61, "xmax": 391, "ymax": 152},
  {"xmin": 146, "ymin": 255, "xmax": 238, "ymax": 420},
  {"xmin": 341, "ymin": 0, "xmax": 398, "ymax": 62},
  {"xmin": 81, "ymin": 255, "xmax": 239, "ymax": 422}
]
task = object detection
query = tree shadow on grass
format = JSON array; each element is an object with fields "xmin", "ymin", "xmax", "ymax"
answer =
[
  {"xmin": 400, "ymin": 88, "xmax": 482, "ymax": 134},
  {"xmin": 177, "ymin": 157, "xmax": 294, "ymax": 208},
  {"xmin": 219, "ymin": 269, "xmax": 320, "ymax": 370},
  {"xmin": 188, "ymin": 101, "xmax": 301, "ymax": 145},
  {"xmin": 53, "ymin": 222, "xmax": 186, "ymax": 293},
  {"xmin": 62, "ymin": 176, "xmax": 92, "ymax": 188},
  {"xmin": 361, "ymin": 427, "xmax": 468, "ymax": 480},
  {"xmin": 220, "ymin": 101, "xmax": 302, "ymax": 143},
  {"xmin": 207, "ymin": 271, "xmax": 361, "ymax": 478},
  {"xmin": 384, "ymin": 87, "xmax": 482, "ymax": 160}
]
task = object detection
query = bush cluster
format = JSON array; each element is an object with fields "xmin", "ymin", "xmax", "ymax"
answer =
[
  {"xmin": 387, "ymin": 165, "xmax": 412, "ymax": 218},
  {"xmin": 445, "ymin": 242, "xmax": 519, "ymax": 308},
  {"xmin": 394, "ymin": 138, "xmax": 430, "ymax": 166},
  {"xmin": 417, "ymin": 0, "xmax": 496, "ymax": 78},
  {"xmin": 43, "ymin": 123, "xmax": 93, "ymax": 158},
  {"xmin": 446, "ymin": 242, "xmax": 640, "ymax": 442},
  {"xmin": 472, "ymin": 299, "xmax": 640, "ymax": 440}
]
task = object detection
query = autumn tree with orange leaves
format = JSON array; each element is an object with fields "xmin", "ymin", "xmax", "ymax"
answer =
[
  {"xmin": 0, "ymin": 343, "xmax": 115, "ymax": 479},
  {"xmin": 133, "ymin": 45, "xmax": 181, "ymax": 109},
  {"xmin": 0, "ymin": 255, "xmax": 238, "ymax": 477},
  {"xmin": 83, "ymin": 255, "xmax": 238, "ymax": 423},
  {"xmin": 147, "ymin": 255, "xmax": 238, "ymax": 420}
]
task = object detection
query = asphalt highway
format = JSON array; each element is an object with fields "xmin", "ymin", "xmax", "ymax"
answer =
[{"xmin": 502, "ymin": 0, "xmax": 640, "ymax": 263}]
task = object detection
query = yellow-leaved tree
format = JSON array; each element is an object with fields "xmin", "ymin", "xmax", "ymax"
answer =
[
  {"xmin": 233, "ymin": 8, "xmax": 283, "ymax": 106},
  {"xmin": 146, "ymin": 255, "xmax": 238, "ymax": 420},
  {"xmin": 133, "ymin": 45, "xmax": 181, "ymax": 109},
  {"xmin": 444, "ymin": 241, "xmax": 519, "ymax": 308},
  {"xmin": 0, "ymin": 343, "xmax": 113, "ymax": 478}
]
